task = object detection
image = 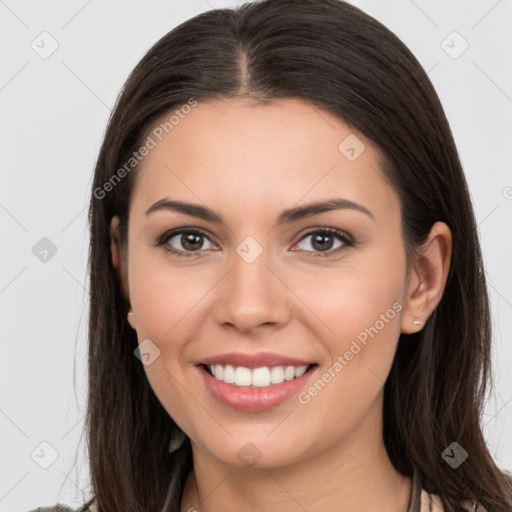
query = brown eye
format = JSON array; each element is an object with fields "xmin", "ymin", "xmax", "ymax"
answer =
[
  {"xmin": 294, "ymin": 228, "xmax": 353, "ymax": 257},
  {"xmin": 155, "ymin": 229, "xmax": 216, "ymax": 257}
]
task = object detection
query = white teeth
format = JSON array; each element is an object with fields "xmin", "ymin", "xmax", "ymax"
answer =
[
  {"xmin": 207, "ymin": 364, "xmax": 311, "ymax": 387},
  {"xmin": 270, "ymin": 366, "xmax": 285, "ymax": 384},
  {"xmin": 223, "ymin": 364, "xmax": 235, "ymax": 383},
  {"xmin": 294, "ymin": 365, "xmax": 308, "ymax": 378},
  {"xmin": 214, "ymin": 364, "xmax": 223, "ymax": 380},
  {"xmin": 284, "ymin": 366, "xmax": 295, "ymax": 381},
  {"xmin": 234, "ymin": 367, "xmax": 252, "ymax": 386},
  {"xmin": 251, "ymin": 367, "xmax": 270, "ymax": 387}
]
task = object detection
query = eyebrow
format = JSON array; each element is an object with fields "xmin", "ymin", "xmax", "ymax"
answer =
[{"xmin": 145, "ymin": 198, "xmax": 374, "ymax": 224}]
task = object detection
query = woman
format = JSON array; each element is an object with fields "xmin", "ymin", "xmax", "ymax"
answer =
[{"xmin": 30, "ymin": 0, "xmax": 512, "ymax": 510}]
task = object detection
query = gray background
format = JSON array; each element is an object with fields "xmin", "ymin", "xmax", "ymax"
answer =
[{"xmin": 1, "ymin": 0, "xmax": 511, "ymax": 510}]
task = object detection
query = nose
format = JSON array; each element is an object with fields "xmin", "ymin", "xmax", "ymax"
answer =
[{"xmin": 214, "ymin": 244, "xmax": 291, "ymax": 335}]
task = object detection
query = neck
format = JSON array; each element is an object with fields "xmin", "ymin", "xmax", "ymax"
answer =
[{"xmin": 180, "ymin": 395, "xmax": 412, "ymax": 512}]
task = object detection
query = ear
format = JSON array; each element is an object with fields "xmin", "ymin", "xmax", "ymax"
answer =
[
  {"xmin": 110, "ymin": 215, "xmax": 130, "ymax": 304},
  {"xmin": 401, "ymin": 221, "xmax": 452, "ymax": 334}
]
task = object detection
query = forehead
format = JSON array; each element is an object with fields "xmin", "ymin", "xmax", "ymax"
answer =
[{"xmin": 130, "ymin": 98, "xmax": 398, "ymax": 221}]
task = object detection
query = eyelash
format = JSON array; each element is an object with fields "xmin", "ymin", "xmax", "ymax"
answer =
[{"xmin": 153, "ymin": 227, "xmax": 354, "ymax": 259}]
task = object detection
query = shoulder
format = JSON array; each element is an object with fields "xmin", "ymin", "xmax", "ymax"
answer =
[
  {"xmin": 424, "ymin": 468, "xmax": 512, "ymax": 512},
  {"xmin": 426, "ymin": 491, "xmax": 487, "ymax": 512}
]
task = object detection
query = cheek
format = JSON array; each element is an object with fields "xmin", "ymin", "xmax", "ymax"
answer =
[
  {"xmin": 127, "ymin": 256, "xmax": 206, "ymax": 431},
  {"xmin": 298, "ymin": 246, "xmax": 406, "ymax": 397},
  {"xmin": 290, "ymin": 277, "xmax": 404, "ymax": 455},
  {"xmin": 294, "ymin": 251, "xmax": 405, "ymax": 355},
  {"xmin": 128, "ymin": 251, "xmax": 206, "ymax": 341}
]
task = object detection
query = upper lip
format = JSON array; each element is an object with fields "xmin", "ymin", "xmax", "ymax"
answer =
[{"xmin": 198, "ymin": 352, "xmax": 315, "ymax": 369}]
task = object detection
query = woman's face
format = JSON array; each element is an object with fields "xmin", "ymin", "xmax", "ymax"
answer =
[{"xmin": 113, "ymin": 97, "xmax": 415, "ymax": 469}]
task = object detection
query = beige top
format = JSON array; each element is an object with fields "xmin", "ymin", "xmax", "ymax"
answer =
[
  {"xmin": 407, "ymin": 464, "xmax": 489, "ymax": 512},
  {"xmin": 30, "ymin": 464, "xmax": 511, "ymax": 512}
]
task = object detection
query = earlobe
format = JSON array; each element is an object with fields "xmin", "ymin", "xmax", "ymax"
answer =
[
  {"xmin": 401, "ymin": 221, "xmax": 452, "ymax": 334},
  {"xmin": 127, "ymin": 310, "xmax": 136, "ymax": 330}
]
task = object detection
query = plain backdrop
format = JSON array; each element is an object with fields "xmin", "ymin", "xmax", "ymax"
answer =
[{"xmin": 1, "ymin": 0, "xmax": 511, "ymax": 510}]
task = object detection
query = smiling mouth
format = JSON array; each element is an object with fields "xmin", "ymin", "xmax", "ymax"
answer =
[{"xmin": 200, "ymin": 363, "xmax": 318, "ymax": 388}]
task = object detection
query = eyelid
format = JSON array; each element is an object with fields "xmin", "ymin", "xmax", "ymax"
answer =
[
  {"xmin": 296, "ymin": 226, "xmax": 354, "ymax": 245},
  {"xmin": 291, "ymin": 227, "xmax": 354, "ymax": 257},
  {"xmin": 153, "ymin": 227, "xmax": 217, "ymax": 254},
  {"xmin": 154, "ymin": 226, "xmax": 354, "ymax": 257}
]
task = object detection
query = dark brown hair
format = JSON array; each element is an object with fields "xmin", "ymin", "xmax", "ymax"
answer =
[{"xmin": 84, "ymin": 0, "xmax": 512, "ymax": 510}]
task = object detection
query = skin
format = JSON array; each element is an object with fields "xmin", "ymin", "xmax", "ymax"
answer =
[{"xmin": 110, "ymin": 98, "xmax": 452, "ymax": 512}]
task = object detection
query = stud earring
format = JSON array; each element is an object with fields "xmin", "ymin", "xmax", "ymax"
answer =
[
  {"xmin": 413, "ymin": 319, "xmax": 424, "ymax": 326},
  {"xmin": 127, "ymin": 311, "xmax": 135, "ymax": 329}
]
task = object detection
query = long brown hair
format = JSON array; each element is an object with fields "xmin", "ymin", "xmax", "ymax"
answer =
[{"xmin": 84, "ymin": 0, "xmax": 512, "ymax": 510}]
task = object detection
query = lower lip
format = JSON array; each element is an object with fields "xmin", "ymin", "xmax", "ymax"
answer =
[{"xmin": 198, "ymin": 365, "xmax": 316, "ymax": 412}]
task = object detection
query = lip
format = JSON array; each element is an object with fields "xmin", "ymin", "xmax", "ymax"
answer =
[
  {"xmin": 197, "ymin": 363, "xmax": 318, "ymax": 412},
  {"xmin": 198, "ymin": 351, "xmax": 315, "ymax": 369}
]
